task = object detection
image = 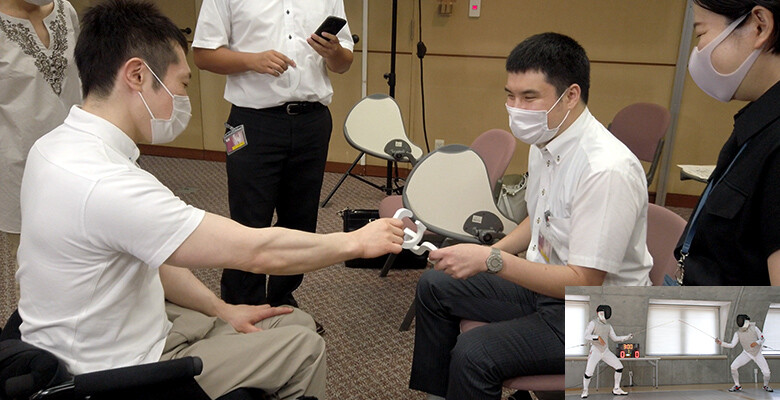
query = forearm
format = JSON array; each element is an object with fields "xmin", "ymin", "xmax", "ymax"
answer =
[
  {"xmin": 496, "ymin": 254, "xmax": 606, "ymax": 299},
  {"xmin": 324, "ymin": 47, "xmax": 353, "ymax": 74},
  {"xmin": 768, "ymin": 249, "xmax": 780, "ymax": 285},
  {"xmin": 166, "ymin": 213, "xmax": 365, "ymax": 275},
  {"xmin": 159, "ymin": 264, "xmax": 225, "ymax": 317},
  {"xmin": 494, "ymin": 216, "xmax": 531, "ymax": 255},
  {"xmin": 193, "ymin": 47, "xmax": 253, "ymax": 75}
]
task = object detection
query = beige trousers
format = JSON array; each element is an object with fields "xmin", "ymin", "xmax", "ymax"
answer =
[
  {"xmin": 2, "ymin": 232, "xmax": 20, "ymax": 302},
  {"xmin": 160, "ymin": 302, "xmax": 327, "ymax": 400}
]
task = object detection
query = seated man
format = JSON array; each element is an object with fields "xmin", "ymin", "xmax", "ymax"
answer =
[
  {"xmin": 410, "ymin": 33, "xmax": 652, "ymax": 400},
  {"xmin": 15, "ymin": 1, "xmax": 403, "ymax": 399}
]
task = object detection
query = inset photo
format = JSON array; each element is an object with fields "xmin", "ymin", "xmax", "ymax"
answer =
[{"xmin": 565, "ymin": 286, "xmax": 780, "ymax": 399}]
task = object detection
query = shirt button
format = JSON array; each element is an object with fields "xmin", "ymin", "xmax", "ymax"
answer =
[
  {"xmin": 542, "ymin": 189, "xmax": 546, "ymax": 196},
  {"xmin": 286, "ymin": 10, "xmax": 290, "ymax": 14},
  {"xmin": 289, "ymin": 35, "xmax": 292, "ymax": 39},
  {"xmin": 536, "ymin": 217, "xmax": 540, "ymax": 224},
  {"xmin": 556, "ymin": 155, "xmax": 561, "ymax": 162},
  {"xmin": 532, "ymin": 245, "xmax": 537, "ymax": 251},
  {"xmin": 546, "ymin": 160, "xmax": 551, "ymax": 167}
]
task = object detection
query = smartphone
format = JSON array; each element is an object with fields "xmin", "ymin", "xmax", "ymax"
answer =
[{"xmin": 314, "ymin": 16, "xmax": 346, "ymax": 40}]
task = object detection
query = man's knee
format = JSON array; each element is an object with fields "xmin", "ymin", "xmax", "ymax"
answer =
[
  {"xmin": 416, "ymin": 269, "xmax": 453, "ymax": 308},
  {"xmin": 274, "ymin": 308, "xmax": 316, "ymax": 331}
]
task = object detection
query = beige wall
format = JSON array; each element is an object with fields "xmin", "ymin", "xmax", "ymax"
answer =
[{"xmin": 70, "ymin": 0, "xmax": 746, "ymax": 197}]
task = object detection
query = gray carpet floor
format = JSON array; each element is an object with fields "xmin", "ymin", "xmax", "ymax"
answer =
[{"xmin": 0, "ymin": 155, "xmax": 692, "ymax": 399}]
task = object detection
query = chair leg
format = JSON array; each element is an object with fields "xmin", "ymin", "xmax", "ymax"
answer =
[
  {"xmin": 379, "ymin": 253, "xmax": 397, "ymax": 277},
  {"xmin": 399, "ymin": 298, "xmax": 416, "ymax": 331},
  {"xmin": 320, "ymin": 152, "xmax": 363, "ymax": 208}
]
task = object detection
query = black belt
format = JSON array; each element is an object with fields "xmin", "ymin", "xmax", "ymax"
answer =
[{"xmin": 264, "ymin": 102, "xmax": 324, "ymax": 115}]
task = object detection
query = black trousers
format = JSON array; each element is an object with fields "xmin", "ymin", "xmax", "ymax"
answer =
[
  {"xmin": 409, "ymin": 270, "xmax": 564, "ymax": 399},
  {"xmin": 221, "ymin": 104, "xmax": 332, "ymax": 307}
]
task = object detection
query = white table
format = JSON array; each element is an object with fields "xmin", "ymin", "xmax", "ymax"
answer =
[{"xmin": 595, "ymin": 357, "xmax": 661, "ymax": 389}]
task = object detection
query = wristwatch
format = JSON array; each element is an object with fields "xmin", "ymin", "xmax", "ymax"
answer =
[{"xmin": 486, "ymin": 248, "xmax": 503, "ymax": 274}]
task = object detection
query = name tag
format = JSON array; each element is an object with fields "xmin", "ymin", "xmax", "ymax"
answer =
[{"xmin": 224, "ymin": 124, "xmax": 248, "ymax": 155}]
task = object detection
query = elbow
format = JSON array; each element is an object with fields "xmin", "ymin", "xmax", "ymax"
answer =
[{"xmin": 192, "ymin": 48, "xmax": 211, "ymax": 71}]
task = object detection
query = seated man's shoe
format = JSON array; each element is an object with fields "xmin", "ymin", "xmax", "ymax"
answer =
[
  {"xmin": 728, "ymin": 385, "xmax": 742, "ymax": 392},
  {"xmin": 315, "ymin": 321, "xmax": 325, "ymax": 335},
  {"xmin": 764, "ymin": 385, "xmax": 774, "ymax": 392},
  {"xmin": 612, "ymin": 387, "xmax": 628, "ymax": 395}
]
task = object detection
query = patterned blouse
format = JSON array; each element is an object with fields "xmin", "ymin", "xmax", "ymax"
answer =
[{"xmin": 0, "ymin": 0, "xmax": 82, "ymax": 233}]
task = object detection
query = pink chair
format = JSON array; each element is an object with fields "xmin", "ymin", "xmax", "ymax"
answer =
[
  {"xmin": 646, "ymin": 203, "xmax": 687, "ymax": 286},
  {"xmin": 608, "ymin": 103, "xmax": 671, "ymax": 186},
  {"xmin": 377, "ymin": 129, "xmax": 516, "ymax": 277},
  {"xmin": 459, "ymin": 320, "xmax": 564, "ymax": 399}
]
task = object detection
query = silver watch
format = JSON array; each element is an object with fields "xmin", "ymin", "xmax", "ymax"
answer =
[{"xmin": 486, "ymin": 248, "xmax": 503, "ymax": 274}]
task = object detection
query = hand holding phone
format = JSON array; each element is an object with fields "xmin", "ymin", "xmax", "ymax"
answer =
[{"xmin": 314, "ymin": 16, "xmax": 346, "ymax": 40}]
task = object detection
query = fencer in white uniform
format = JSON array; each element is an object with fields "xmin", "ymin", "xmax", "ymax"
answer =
[
  {"xmin": 716, "ymin": 314, "xmax": 773, "ymax": 392},
  {"xmin": 581, "ymin": 305, "xmax": 633, "ymax": 398}
]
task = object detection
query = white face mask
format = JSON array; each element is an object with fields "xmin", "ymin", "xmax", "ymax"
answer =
[
  {"xmin": 688, "ymin": 14, "xmax": 762, "ymax": 102},
  {"xmin": 506, "ymin": 89, "xmax": 571, "ymax": 146},
  {"xmin": 24, "ymin": 0, "xmax": 54, "ymax": 5},
  {"xmin": 137, "ymin": 61, "xmax": 192, "ymax": 144},
  {"xmin": 597, "ymin": 311, "xmax": 606, "ymax": 323}
]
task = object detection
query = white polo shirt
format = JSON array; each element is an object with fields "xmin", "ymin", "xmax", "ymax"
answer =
[
  {"xmin": 525, "ymin": 108, "xmax": 652, "ymax": 286},
  {"xmin": 192, "ymin": 0, "xmax": 354, "ymax": 109},
  {"xmin": 17, "ymin": 106, "xmax": 205, "ymax": 374}
]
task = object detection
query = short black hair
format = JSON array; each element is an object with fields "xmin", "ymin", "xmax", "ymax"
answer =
[
  {"xmin": 506, "ymin": 32, "xmax": 590, "ymax": 104},
  {"xmin": 694, "ymin": 0, "xmax": 779, "ymax": 54},
  {"xmin": 75, "ymin": 0, "xmax": 188, "ymax": 98}
]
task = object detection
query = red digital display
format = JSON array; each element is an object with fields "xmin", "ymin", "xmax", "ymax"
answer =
[{"xmin": 617, "ymin": 343, "xmax": 640, "ymax": 358}]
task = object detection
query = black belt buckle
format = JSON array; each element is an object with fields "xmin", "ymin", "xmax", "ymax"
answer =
[{"xmin": 285, "ymin": 102, "xmax": 304, "ymax": 115}]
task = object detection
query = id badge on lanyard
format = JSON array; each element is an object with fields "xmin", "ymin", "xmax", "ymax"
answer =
[{"xmin": 224, "ymin": 123, "xmax": 248, "ymax": 155}]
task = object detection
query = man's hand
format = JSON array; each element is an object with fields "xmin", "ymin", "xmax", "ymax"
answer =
[
  {"xmin": 598, "ymin": 336, "xmax": 606, "ymax": 346},
  {"xmin": 751, "ymin": 342, "xmax": 758, "ymax": 348},
  {"xmin": 247, "ymin": 50, "xmax": 296, "ymax": 77},
  {"xmin": 429, "ymin": 244, "xmax": 490, "ymax": 280},
  {"xmin": 307, "ymin": 32, "xmax": 343, "ymax": 60},
  {"xmin": 351, "ymin": 218, "xmax": 405, "ymax": 259},
  {"xmin": 715, "ymin": 338, "xmax": 722, "ymax": 345},
  {"xmin": 216, "ymin": 303, "xmax": 294, "ymax": 333}
]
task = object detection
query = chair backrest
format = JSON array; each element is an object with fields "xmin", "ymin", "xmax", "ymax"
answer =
[
  {"xmin": 469, "ymin": 129, "xmax": 516, "ymax": 189},
  {"xmin": 646, "ymin": 203, "xmax": 687, "ymax": 286},
  {"xmin": 609, "ymin": 103, "xmax": 671, "ymax": 184},
  {"xmin": 343, "ymin": 94, "xmax": 424, "ymax": 162},
  {"xmin": 403, "ymin": 145, "xmax": 517, "ymax": 243}
]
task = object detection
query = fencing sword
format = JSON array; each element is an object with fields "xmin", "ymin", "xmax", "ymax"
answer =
[
  {"xmin": 678, "ymin": 319, "xmax": 717, "ymax": 339},
  {"xmin": 628, "ymin": 320, "xmax": 678, "ymax": 336}
]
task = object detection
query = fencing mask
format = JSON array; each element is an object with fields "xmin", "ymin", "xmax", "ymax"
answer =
[
  {"xmin": 596, "ymin": 305, "xmax": 612, "ymax": 321},
  {"xmin": 736, "ymin": 314, "xmax": 750, "ymax": 330}
]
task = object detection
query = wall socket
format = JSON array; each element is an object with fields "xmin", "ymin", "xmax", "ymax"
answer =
[{"xmin": 434, "ymin": 139, "xmax": 445, "ymax": 149}]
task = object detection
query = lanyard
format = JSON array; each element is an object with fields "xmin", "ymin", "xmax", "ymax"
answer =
[{"xmin": 675, "ymin": 140, "xmax": 751, "ymax": 285}]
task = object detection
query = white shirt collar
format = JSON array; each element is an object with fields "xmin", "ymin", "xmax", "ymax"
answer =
[
  {"xmin": 65, "ymin": 105, "xmax": 141, "ymax": 163},
  {"xmin": 539, "ymin": 107, "xmax": 593, "ymax": 165}
]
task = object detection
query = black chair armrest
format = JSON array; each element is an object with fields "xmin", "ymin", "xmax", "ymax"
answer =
[{"xmin": 73, "ymin": 356, "xmax": 202, "ymax": 395}]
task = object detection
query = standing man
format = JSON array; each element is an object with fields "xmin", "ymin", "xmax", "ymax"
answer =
[
  {"xmin": 192, "ymin": 1, "xmax": 354, "ymax": 331},
  {"xmin": 409, "ymin": 33, "xmax": 651, "ymax": 400},
  {"xmin": 716, "ymin": 314, "xmax": 773, "ymax": 392},
  {"xmin": 581, "ymin": 305, "xmax": 633, "ymax": 398},
  {"xmin": 0, "ymin": 0, "xmax": 81, "ymax": 299}
]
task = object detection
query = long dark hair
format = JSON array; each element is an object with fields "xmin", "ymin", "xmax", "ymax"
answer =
[{"xmin": 694, "ymin": 0, "xmax": 779, "ymax": 53}]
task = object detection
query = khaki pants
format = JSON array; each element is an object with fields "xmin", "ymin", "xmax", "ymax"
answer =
[
  {"xmin": 160, "ymin": 302, "xmax": 327, "ymax": 400},
  {"xmin": 2, "ymin": 232, "xmax": 20, "ymax": 302}
]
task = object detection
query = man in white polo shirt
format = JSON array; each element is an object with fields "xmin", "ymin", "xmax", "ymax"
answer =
[
  {"xmin": 410, "ymin": 33, "xmax": 652, "ymax": 400},
  {"xmin": 192, "ymin": 0, "xmax": 354, "ymax": 330},
  {"xmin": 16, "ymin": 2, "xmax": 402, "ymax": 399}
]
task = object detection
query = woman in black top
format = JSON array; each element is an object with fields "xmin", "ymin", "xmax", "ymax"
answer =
[{"xmin": 675, "ymin": 0, "xmax": 780, "ymax": 285}]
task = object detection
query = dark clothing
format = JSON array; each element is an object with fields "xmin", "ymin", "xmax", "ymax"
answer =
[
  {"xmin": 221, "ymin": 104, "xmax": 332, "ymax": 306},
  {"xmin": 409, "ymin": 270, "xmax": 564, "ymax": 399},
  {"xmin": 677, "ymin": 81, "xmax": 780, "ymax": 285}
]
